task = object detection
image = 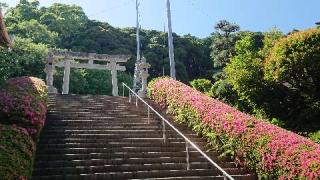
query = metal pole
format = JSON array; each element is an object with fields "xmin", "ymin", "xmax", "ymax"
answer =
[
  {"xmin": 135, "ymin": 95, "xmax": 138, "ymax": 107},
  {"xmin": 122, "ymin": 83, "xmax": 124, "ymax": 97},
  {"xmin": 165, "ymin": 0, "xmax": 176, "ymax": 79},
  {"xmin": 162, "ymin": 119, "xmax": 166, "ymax": 143},
  {"xmin": 133, "ymin": 0, "xmax": 141, "ymax": 91},
  {"xmin": 186, "ymin": 141, "xmax": 190, "ymax": 170},
  {"xmin": 162, "ymin": 23, "xmax": 166, "ymax": 76},
  {"xmin": 224, "ymin": 175, "xmax": 227, "ymax": 180},
  {"xmin": 129, "ymin": 92, "xmax": 131, "ymax": 103},
  {"xmin": 147, "ymin": 107, "xmax": 150, "ymax": 124}
]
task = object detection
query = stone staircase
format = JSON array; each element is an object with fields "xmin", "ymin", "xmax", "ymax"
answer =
[{"xmin": 32, "ymin": 94, "xmax": 256, "ymax": 180}]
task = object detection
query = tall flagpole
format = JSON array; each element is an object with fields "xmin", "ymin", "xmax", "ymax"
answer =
[
  {"xmin": 162, "ymin": 23, "xmax": 166, "ymax": 77},
  {"xmin": 165, "ymin": 0, "xmax": 176, "ymax": 79},
  {"xmin": 133, "ymin": 0, "xmax": 141, "ymax": 91}
]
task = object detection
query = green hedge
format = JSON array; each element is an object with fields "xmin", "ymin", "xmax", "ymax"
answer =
[
  {"xmin": 0, "ymin": 124, "xmax": 35, "ymax": 179},
  {"xmin": 148, "ymin": 77, "xmax": 320, "ymax": 179}
]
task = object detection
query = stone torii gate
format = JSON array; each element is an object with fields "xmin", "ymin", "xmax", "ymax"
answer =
[{"xmin": 44, "ymin": 49, "xmax": 130, "ymax": 96}]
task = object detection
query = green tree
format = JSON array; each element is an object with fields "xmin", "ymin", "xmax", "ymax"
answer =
[
  {"xmin": 264, "ymin": 28, "xmax": 320, "ymax": 100},
  {"xmin": 2, "ymin": 0, "xmax": 213, "ymax": 91},
  {"xmin": 7, "ymin": 19, "xmax": 58, "ymax": 45},
  {"xmin": 210, "ymin": 20, "xmax": 240, "ymax": 68},
  {"xmin": 5, "ymin": 0, "xmax": 41, "ymax": 25},
  {"xmin": 0, "ymin": 37, "xmax": 48, "ymax": 84},
  {"xmin": 41, "ymin": 3, "xmax": 88, "ymax": 45},
  {"xmin": 264, "ymin": 28, "xmax": 320, "ymax": 130},
  {"xmin": 259, "ymin": 28, "xmax": 283, "ymax": 58},
  {"xmin": 225, "ymin": 34, "xmax": 265, "ymax": 113}
]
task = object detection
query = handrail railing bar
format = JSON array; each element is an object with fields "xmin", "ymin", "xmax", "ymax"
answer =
[{"xmin": 122, "ymin": 83, "xmax": 235, "ymax": 180}]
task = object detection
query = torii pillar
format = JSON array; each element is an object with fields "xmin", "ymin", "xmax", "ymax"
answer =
[
  {"xmin": 62, "ymin": 59, "xmax": 71, "ymax": 95},
  {"xmin": 110, "ymin": 61, "xmax": 119, "ymax": 96}
]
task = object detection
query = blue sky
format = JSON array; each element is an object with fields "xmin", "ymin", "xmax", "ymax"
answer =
[{"xmin": 4, "ymin": 0, "xmax": 320, "ymax": 38}]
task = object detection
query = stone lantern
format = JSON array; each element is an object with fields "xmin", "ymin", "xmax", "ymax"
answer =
[
  {"xmin": 44, "ymin": 53, "xmax": 58, "ymax": 94},
  {"xmin": 137, "ymin": 57, "xmax": 151, "ymax": 98}
]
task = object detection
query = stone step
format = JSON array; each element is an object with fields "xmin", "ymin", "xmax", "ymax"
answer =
[
  {"xmin": 34, "ymin": 161, "xmax": 218, "ymax": 172},
  {"xmin": 34, "ymin": 160, "xmax": 237, "ymax": 169},
  {"xmin": 45, "ymin": 118, "xmax": 157, "ymax": 122},
  {"xmin": 33, "ymin": 95, "xmax": 256, "ymax": 180},
  {"xmin": 33, "ymin": 169, "xmax": 247, "ymax": 179},
  {"xmin": 34, "ymin": 157, "xmax": 212, "ymax": 169},
  {"xmin": 39, "ymin": 131, "xmax": 198, "ymax": 138},
  {"xmin": 39, "ymin": 133, "xmax": 200, "ymax": 139},
  {"xmin": 37, "ymin": 141, "xmax": 206, "ymax": 148},
  {"xmin": 35, "ymin": 146, "xmax": 209, "ymax": 154},
  {"xmin": 33, "ymin": 174, "xmax": 256, "ymax": 180},
  {"xmin": 138, "ymin": 174, "xmax": 257, "ymax": 180},
  {"xmin": 43, "ymin": 122, "xmax": 160, "ymax": 127},
  {"xmin": 38, "ymin": 137, "xmax": 207, "ymax": 145},
  {"xmin": 35, "ymin": 151, "xmax": 222, "ymax": 161},
  {"xmin": 42, "ymin": 126, "xmax": 161, "ymax": 130}
]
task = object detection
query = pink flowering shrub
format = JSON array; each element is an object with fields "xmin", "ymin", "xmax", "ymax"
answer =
[
  {"xmin": 0, "ymin": 124, "xmax": 35, "ymax": 179},
  {"xmin": 148, "ymin": 77, "xmax": 320, "ymax": 179},
  {"xmin": 0, "ymin": 76, "xmax": 47, "ymax": 139}
]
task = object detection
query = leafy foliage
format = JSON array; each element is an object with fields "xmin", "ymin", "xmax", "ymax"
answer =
[
  {"xmin": 190, "ymin": 79, "xmax": 212, "ymax": 94},
  {"xmin": 264, "ymin": 28, "xmax": 320, "ymax": 130},
  {"xmin": 41, "ymin": 3, "xmax": 88, "ymax": 38},
  {"xmin": 2, "ymin": 0, "xmax": 214, "ymax": 96},
  {"xmin": 5, "ymin": 0, "xmax": 41, "ymax": 24},
  {"xmin": 0, "ymin": 37, "xmax": 48, "ymax": 84},
  {"xmin": 225, "ymin": 34, "xmax": 265, "ymax": 110},
  {"xmin": 210, "ymin": 20, "xmax": 240, "ymax": 68},
  {"xmin": 264, "ymin": 28, "xmax": 320, "ymax": 95},
  {"xmin": 0, "ymin": 124, "xmax": 35, "ymax": 180},
  {"xmin": 8, "ymin": 19, "xmax": 58, "ymax": 45},
  {"xmin": 53, "ymin": 69, "xmax": 133, "ymax": 95},
  {"xmin": 309, "ymin": 131, "xmax": 320, "ymax": 144}
]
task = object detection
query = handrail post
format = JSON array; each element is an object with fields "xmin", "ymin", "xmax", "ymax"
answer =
[
  {"xmin": 122, "ymin": 83, "xmax": 124, "ymax": 97},
  {"xmin": 135, "ymin": 95, "xmax": 138, "ymax": 107},
  {"xmin": 129, "ymin": 91, "xmax": 131, "ymax": 103},
  {"xmin": 162, "ymin": 119, "xmax": 166, "ymax": 143},
  {"xmin": 224, "ymin": 174, "xmax": 227, "ymax": 180},
  {"xmin": 147, "ymin": 107, "xmax": 150, "ymax": 124},
  {"xmin": 186, "ymin": 141, "xmax": 190, "ymax": 170}
]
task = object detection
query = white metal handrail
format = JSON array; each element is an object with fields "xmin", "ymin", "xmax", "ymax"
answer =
[{"xmin": 122, "ymin": 83, "xmax": 235, "ymax": 180}]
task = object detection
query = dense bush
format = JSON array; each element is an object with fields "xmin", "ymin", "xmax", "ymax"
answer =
[
  {"xmin": 190, "ymin": 79, "xmax": 213, "ymax": 94},
  {"xmin": 0, "ymin": 76, "xmax": 47, "ymax": 138},
  {"xmin": 0, "ymin": 124, "xmax": 35, "ymax": 180},
  {"xmin": 148, "ymin": 77, "xmax": 320, "ymax": 179}
]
